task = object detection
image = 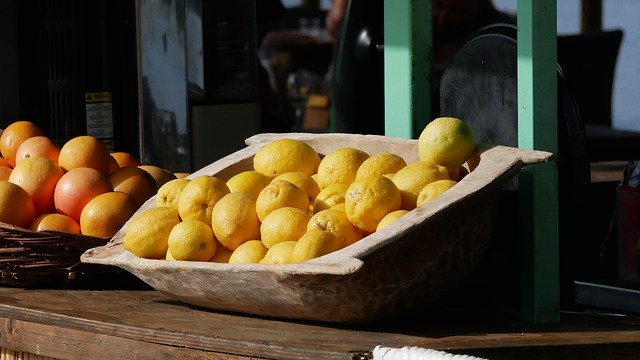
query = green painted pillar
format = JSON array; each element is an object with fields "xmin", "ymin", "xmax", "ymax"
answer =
[
  {"xmin": 517, "ymin": 0, "xmax": 560, "ymax": 323},
  {"xmin": 383, "ymin": 0, "xmax": 431, "ymax": 139}
]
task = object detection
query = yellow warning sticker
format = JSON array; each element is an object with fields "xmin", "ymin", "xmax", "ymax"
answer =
[{"xmin": 85, "ymin": 92, "xmax": 112, "ymax": 103}]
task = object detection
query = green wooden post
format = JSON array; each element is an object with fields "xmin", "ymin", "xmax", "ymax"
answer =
[
  {"xmin": 517, "ymin": 0, "xmax": 560, "ymax": 323},
  {"xmin": 384, "ymin": 0, "xmax": 431, "ymax": 139}
]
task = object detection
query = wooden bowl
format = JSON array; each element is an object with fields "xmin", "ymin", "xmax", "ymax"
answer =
[{"xmin": 81, "ymin": 133, "xmax": 552, "ymax": 323}]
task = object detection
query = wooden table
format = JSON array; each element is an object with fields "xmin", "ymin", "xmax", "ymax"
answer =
[{"xmin": 0, "ymin": 287, "xmax": 639, "ymax": 359}]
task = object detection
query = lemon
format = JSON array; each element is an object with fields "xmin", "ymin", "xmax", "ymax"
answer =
[
  {"xmin": 156, "ymin": 178, "xmax": 190, "ymax": 210},
  {"xmin": 355, "ymin": 152, "xmax": 407, "ymax": 180},
  {"xmin": 416, "ymin": 179, "xmax": 458, "ymax": 207},
  {"xmin": 229, "ymin": 240, "xmax": 268, "ymax": 264},
  {"xmin": 177, "ymin": 175, "xmax": 230, "ymax": 225},
  {"xmin": 418, "ymin": 117, "xmax": 476, "ymax": 169},
  {"xmin": 253, "ymin": 138, "xmax": 321, "ymax": 177},
  {"xmin": 167, "ymin": 219, "xmax": 217, "ymax": 261},
  {"xmin": 312, "ymin": 183, "xmax": 349, "ymax": 213},
  {"xmin": 307, "ymin": 209, "xmax": 363, "ymax": 248},
  {"xmin": 291, "ymin": 229, "xmax": 341, "ymax": 263},
  {"xmin": 226, "ymin": 170, "xmax": 272, "ymax": 198},
  {"xmin": 211, "ymin": 192, "xmax": 261, "ymax": 250},
  {"xmin": 259, "ymin": 240, "xmax": 297, "ymax": 264},
  {"xmin": 391, "ymin": 161, "xmax": 449, "ymax": 210},
  {"xmin": 210, "ymin": 244, "xmax": 233, "ymax": 263},
  {"xmin": 331, "ymin": 202, "xmax": 345, "ymax": 211},
  {"xmin": 316, "ymin": 147, "xmax": 369, "ymax": 189},
  {"xmin": 260, "ymin": 206, "xmax": 311, "ymax": 248},
  {"xmin": 273, "ymin": 171, "xmax": 320, "ymax": 204},
  {"xmin": 255, "ymin": 179, "xmax": 309, "ymax": 222},
  {"xmin": 345, "ymin": 175, "xmax": 401, "ymax": 232},
  {"xmin": 165, "ymin": 248, "xmax": 176, "ymax": 261},
  {"xmin": 376, "ymin": 209, "xmax": 409, "ymax": 231},
  {"xmin": 123, "ymin": 207, "xmax": 181, "ymax": 259}
]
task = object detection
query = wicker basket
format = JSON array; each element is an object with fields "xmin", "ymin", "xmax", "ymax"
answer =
[{"xmin": 0, "ymin": 223, "xmax": 112, "ymax": 287}]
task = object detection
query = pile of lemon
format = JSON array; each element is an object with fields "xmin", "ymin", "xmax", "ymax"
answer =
[{"xmin": 123, "ymin": 117, "xmax": 476, "ymax": 264}]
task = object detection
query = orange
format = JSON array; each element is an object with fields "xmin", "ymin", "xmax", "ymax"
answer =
[
  {"xmin": 138, "ymin": 165, "xmax": 177, "ymax": 190},
  {"xmin": 0, "ymin": 120, "xmax": 44, "ymax": 167},
  {"xmin": 110, "ymin": 151, "xmax": 141, "ymax": 167},
  {"xmin": 9, "ymin": 157, "xmax": 64, "ymax": 217},
  {"xmin": 58, "ymin": 135, "xmax": 111, "ymax": 175},
  {"xmin": 174, "ymin": 172, "xmax": 190, "ymax": 179},
  {"xmin": 0, "ymin": 157, "xmax": 11, "ymax": 168},
  {"xmin": 54, "ymin": 167, "xmax": 113, "ymax": 222},
  {"xmin": 30, "ymin": 213, "xmax": 81, "ymax": 234},
  {"xmin": 0, "ymin": 167, "xmax": 11, "ymax": 181},
  {"xmin": 15, "ymin": 136, "xmax": 60, "ymax": 166},
  {"xmin": 80, "ymin": 191, "xmax": 139, "ymax": 237},
  {"xmin": 107, "ymin": 154, "xmax": 120, "ymax": 174},
  {"xmin": 108, "ymin": 166, "xmax": 157, "ymax": 207},
  {"xmin": 0, "ymin": 181, "xmax": 35, "ymax": 229}
]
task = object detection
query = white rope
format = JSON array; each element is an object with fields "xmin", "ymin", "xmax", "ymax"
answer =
[{"xmin": 373, "ymin": 346, "xmax": 488, "ymax": 360}]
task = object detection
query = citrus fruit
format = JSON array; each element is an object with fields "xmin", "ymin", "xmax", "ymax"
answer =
[
  {"xmin": 316, "ymin": 147, "xmax": 369, "ymax": 189},
  {"xmin": 416, "ymin": 179, "xmax": 458, "ymax": 207},
  {"xmin": 0, "ymin": 181, "xmax": 35, "ymax": 228},
  {"xmin": 418, "ymin": 117, "xmax": 476, "ymax": 169},
  {"xmin": 9, "ymin": 156, "xmax": 64, "ymax": 216},
  {"xmin": 30, "ymin": 213, "xmax": 81, "ymax": 234},
  {"xmin": 312, "ymin": 183, "xmax": 349, "ymax": 213},
  {"xmin": 211, "ymin": 192, "xmax": 261, "ymax": 251},
  {"xmin": 259, "ymin": 240, "xmax": 297, "ymax": 265},
  {"xmin": 80, "ymin": 191, "xmax": 139, "ymax": 237},
  {"xmin": 253, "ymin": 138, "xmax": 321, "ymax": 177},
  {"xmin": 355, "ymin": 152, "xmax": 407, "ymax": 180},
  {"xmin": 260, "ymin": 206, "xmax": 311, "ymax": 249},
  {"xmin": 107, "ymin": 154, "xmax": 120, "ymax": 174},
  {"xmin": 58, "ymin": 135, "xmax": 111, "ymax": 175},
  {"xmin": 209, "ymin": 243, "xmax": 233, "ymax": 263},
  {"xmin": 177, "ymin": 175, "xmax": 230, "ymax": 226},
  {"xmin": 345, "ymin": 175, "xmax": 401, "ymax": 232},
  {"xmin": 165, "ymin": 248, "xmax": 176, "ymax": 261},
  {"xmin": 108, "ymin": 166, "xmax": 157, "ymax": 206},
  {"xmin": 226, "ymin": 170, "xmax": 271, "ymax": 198},
  {"xmin": 307, "ymin": 209, "xmax": 363, "ymax": 248},
  {"xmin": 376, "ymin": 209, "xmax": 409, "ymax": 231},
  {"xmin": 228, "ymin": 240, "xmax": 268, "ymax": 264},
  {"xmin": 0, "ymin": 120, "xmax": 44, "ymax": 167},
  {"xmin": 391, "ymin": 161, "xmax": 450, "ymax": 210},
  {"xmin": 0, "ymin": 158, "xmax": 11, "ymax": 168},
  {"xmin": 0, "ymin": 167, "xmax": 12, "ymax": 181},
  {"xmin": 54, "ymin": 167, "xmax": 113, "ymax": 222},
  {"xmin": 156, "ymin": 178, "xmax": 190, "ymax": 210},
  {"xmin": 255, "ymin": 179, "xmax": 308, "ymax": 222},
  {"xmin": 273, "ymin": 171, "xmax": 320, "ymax": 204},
  {"xmin": 167, "ymin": 219, "xmax": 217, "ymax": 261},
  {"xmin": 291, "ymin": 229, "xmax": 341, "ymax": 263},
  {"xmin": 123, "ymin": 207, "xmax": 181, "ymax": 259},
  {"xmin": 174, "ymin": 172, "xmax": 190, "ymax": 179},
  {"xmin": 110, "ymin": 152, "xmax": 141, "ymax": 167},
  {"xmin": 15, "ymin": 136, "xmax": 60, "ymax": 166},
  {"xmin": 138, "ymin": 165, "xmax": 177, "ymax": 190}
]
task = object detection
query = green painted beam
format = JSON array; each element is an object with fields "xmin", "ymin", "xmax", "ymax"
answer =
[
  {"xmin": 383, "ymin": 0, "xmax": 431, "ymax": 139},
  {"xmin": 517, "ymin": 0, "xmax": 560, "ymax": 323}
]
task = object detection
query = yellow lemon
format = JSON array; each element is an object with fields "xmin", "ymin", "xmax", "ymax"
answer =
[
  {"xmin": 376, "ymin": 209, "xmax": 409, "ymax": 231},
  {"xmin": 156, "ymin": 178, "xmax": 190, "ymax": 210},
  {"xmin": 167, "ymin": 219, "xmax": 217, "ymax": 261},
  {"xmin": 165, "ymin": 248, "xmax": 176, "ymax": 261},
  {"xmin": 345, "ymin": 175, "xmax": 401, "ymax": 232},
  {"xmin": 312, "ymin": 183, "xmax": 349, "ymax": 213},
  {"xmin": 211, "ymin": 192, "xmax": 261, "ymax": 251},
  {"xmin": 331, "ymin": 202, "xmax": 345, "ymax": 211},
  {"xmin": 416, "ymin": 179, "xmax": 458, "ymax": 207},
  {"xmin": 316, "ymin": 147, "xmax": 369, "ymax": 189},
  {"xmin": 177, "ymin": 175, "xmax": 230, "ymax": 225},
  {"xmin": 209, "ymin": 242, "xmax": 233, "ymax": 263},
  {"xmin": 307, "ymin": 209, "xmax": 363, "ymax": 248},
  {"xmin": 259, "ymin": 240, "xmax": 297, "ymax": 264},
  {"xmin": 291, "ymin": 229, "xmax": 341, "ymax": 263},
  {"xmin": 255, "ymin": 179, "xmax": 309, "ymax": 222},
  {"xmin": 253, "ymin": 138, "xmax": 321, "ymax": 177},
  {"xmin": 229, "ymin": 240, "xmax": 269, "ymax": 264},
  {"xmin": 392, "ymin": 161, "xmax": 449, "ymax": 210},
  {"xmin": 123, "ymin": 207, "xmax": 181, "ymax": 259},
  {"xmin": 226, "ymin": 170, "xmax": 272, "ymax": 198},
  {"xmin": 355, "ymin": 152, "xmax": 407, "ymax": 180},
  {"xmin": 260, "ymin": 206, "xmax": 311, "ymax": 249},
  {"xmin": 418, "ymin": 117, "xmax": 476, "ymax": 169},
  {"xmin": 273, "ymin": 171, "xmax": 320, "ymax": 204}
]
